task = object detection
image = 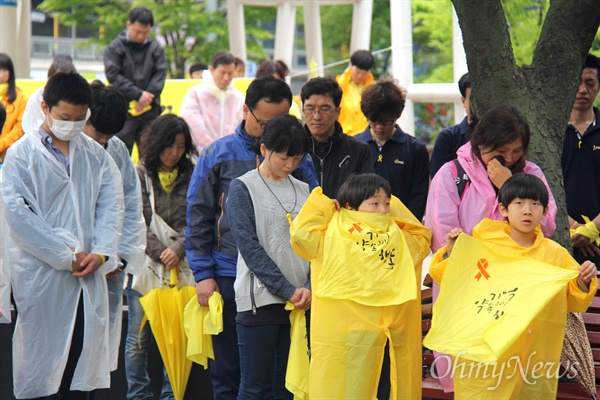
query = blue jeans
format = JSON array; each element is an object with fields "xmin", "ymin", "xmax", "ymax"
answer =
[
  {"xmin": 237, "ymin": 323, "xmax": 292, "ymax": 400},
  {"xmin": 125, "ymin": 284, "xmax": 174, "ymax": 400}
]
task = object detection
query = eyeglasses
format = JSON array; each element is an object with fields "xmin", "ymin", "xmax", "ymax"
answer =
[
  {"xmin": 248, "ymin": 107, "xmax": 268, "ymax": 129},
  {"xmin": 368, "ymin": 119, "xmax": 397, "ymax": 127},
  {"xmin": 303, "ymin": 106, "xmax": 337, "ymax": 117}
]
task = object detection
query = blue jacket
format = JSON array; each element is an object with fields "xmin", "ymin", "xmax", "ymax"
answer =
[{"xmin": 186, "ymin": 122, "xmax": 318, "ymax": 281}]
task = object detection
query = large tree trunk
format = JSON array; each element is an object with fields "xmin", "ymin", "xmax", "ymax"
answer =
[{"xmin": 451, "ymin": 0, "xmax": 600, "ymax": 248}]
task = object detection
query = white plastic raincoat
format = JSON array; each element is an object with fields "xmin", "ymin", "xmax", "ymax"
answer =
[
  {"xmin": 105, "ymin": 136, "xmax": 146, "ymax": 371},
  {"xmin": 0, "ymin": 168, "xmax": 10, "ymax": 324},
  {"xmin": 21, "ymin": 86, "xmax": 45, "ymax": 135},
  {"xmin": 1, "ymin": 130, "xmax": 124, "ymax": 398}
]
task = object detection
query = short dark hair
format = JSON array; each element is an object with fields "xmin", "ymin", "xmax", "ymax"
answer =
[
  {"xmin": 234, "ymin": 57, "xmax": 245, "ymax": 67},
  {"xmin": 350, "ymin": 50, "xmax": 374, "ymax": 71},
  {"xmin": 584, "ymin": 54, "xmax": 600, "ymax": 81},
  {"xmin": 361, "ymin": 80, "xmax": 406, "ymax": 121},
  {"xmin": 47, "ymin": 54, "xmax": 76, "ymax": 78},
  {"xmin": 498, "ymin": 173, "xmax": 549, "ymax": 210},
  {"xmin": 128, "ymin": 6, "xmax": 154, "ymax": 26},
  {"xmin": 253, "ymin": 114, "xmax": 309, "ymax": 157},
  {"xmin": 337, "ymin": 173, "xmax": 392, "ymax": 211},
  {"xmin": 43, "ymin": 72, "xmax": 92, "ymax": 110},
  {"xmin": 245, "ymin": 77, "xmax": 292, "ymax": 111},
  {"xmin": 458, "ymin": 72, "xmax": 471, "ymax": 98},
  {"xmin": 300, "ymin": 77, "xmax": 343, "ymax": 108},
  {"xmin": 140, "ymin": 114, "xmax": 197, "ymax": 181},
  {"xmin": 255, "ymin": 60, "xmax": 285, "ymax": 80},
  {"xmin": 87, "ymin": 80, "xmax": 127, "ymax": 135},
  {"xmin": 189, "ymin": 62, "xmax": 207, "ymax": 75},
  {"xmin": 0, "ymin": 103, "xmax": 6, "ymax": 131},
  {"xmin": 211, "ymin": 52, "xmax": 237, "ymax": 69},
  {"xmin": 470, "ymin": 104, "xmax": 530, "ymax": 159},
  {"xmin": 0, "ymin": 53, "xmax": 16, "ymax": 103}
]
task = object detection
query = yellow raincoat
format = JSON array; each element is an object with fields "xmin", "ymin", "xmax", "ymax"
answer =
[
  {"xmin": 336, "ymin": 68, "xmax": 375, "ymax": 136},
  {"xmin": 290, "ymin": 187, "xmax": 431, "ymax": 399},
  {"xmin": 427, "ymin": 218, "xmax": 597, "ymax": 399}
]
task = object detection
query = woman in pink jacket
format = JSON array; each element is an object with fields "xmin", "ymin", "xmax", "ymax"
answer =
[
  {"xmin": 426, "ymin": 104, "xmax": 556, "ymax": 251},
  {"xmin": 424, "ymin": 104, "xmax": 557, "ymax": 392}
]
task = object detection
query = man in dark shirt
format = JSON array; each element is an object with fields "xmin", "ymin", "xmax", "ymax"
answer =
[
  {"xmin": 356, "ymin": 80, "xmax": 429, "ymax": 220},
  {"xmin": 562, "ymin": 54, "xmax": 600, "ymax": 266},
  {"xmin": 103, "ymin": 6, "xmax": 167, "ymax": 153},
  {"xmin": 429, "ymin": 72, "xmax": 471, "ymax": 178},
  {"xmin": 300, "ymin": 77, "xmax": 373, "ymax": 198}
]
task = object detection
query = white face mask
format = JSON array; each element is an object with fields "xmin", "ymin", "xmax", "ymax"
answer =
[{"xmin": 46, "ymin": 112, "xmax": 88, "ymax": 141}]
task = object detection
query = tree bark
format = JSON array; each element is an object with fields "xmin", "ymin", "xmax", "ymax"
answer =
[{"xmin": 452, "ymin": 0, "xmax": 600, "ymax": 248}]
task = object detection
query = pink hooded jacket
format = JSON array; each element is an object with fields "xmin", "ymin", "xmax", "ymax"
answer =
[
  {"xmin": 180, "ymin": 69, "xmax": 245, "ymax": 152},
  {"xmin": 425, "ymin": 142, "xmax": 557, "ymax": 252}
]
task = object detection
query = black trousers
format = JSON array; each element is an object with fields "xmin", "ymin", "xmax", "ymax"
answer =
[{"xmin": 116, "ymin": 106, "xmax": 161, "ymax": 154}]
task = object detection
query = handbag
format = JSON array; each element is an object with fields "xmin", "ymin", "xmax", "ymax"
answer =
[{"xmin": 132, "ymin": 174, "xmax": 195, "ymax": 295}]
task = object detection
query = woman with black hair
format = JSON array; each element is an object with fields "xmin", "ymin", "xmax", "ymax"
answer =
[
  {"xmin": 227, "ymin": 114, "xmax": 312, "ymax": 399},
  {"xmin": 125, "ymin": 113, "xmax": 197, "ymax": 400},
  {"xmin": 0, "ymin": 53, "xmax": 28, "ymax": 160}
]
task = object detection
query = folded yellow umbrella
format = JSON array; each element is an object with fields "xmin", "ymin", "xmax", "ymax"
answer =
[
  {"xmin": 183, "ymin": 292, "xmax": 223, "ymax": 368},
  {"xmin": 140, "ymin": 268, "xmax": 196, "ymax": 400}
]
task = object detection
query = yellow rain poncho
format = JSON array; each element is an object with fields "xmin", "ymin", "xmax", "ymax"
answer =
[
  {"xmin": 425, "ymin": 219, "xmax": 597, "ymax": 399},
  {"xmin": 290, "ymin": 187, "xmax": 431, "ymax": 399},
  {"xmin": 183, "ymin": 292, "xmax": 223, "ymax": 369},
  {"xmin": 336, "ymin": 67, "xmax": 375, "ymax": 136}
]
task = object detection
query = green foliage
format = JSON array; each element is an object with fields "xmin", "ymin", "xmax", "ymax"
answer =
[
  {"xmin": 39, "ymin": 0, "xmax": 272, "ymax": 78},
  {"xmin": 412, "ymin": 1, "xmax": 453, "ymax": 84}
]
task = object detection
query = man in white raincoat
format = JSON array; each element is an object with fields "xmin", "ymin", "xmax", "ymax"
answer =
[
  {"xmin": 82, "ymin": 80, "xmax": 147, "ymax": 375},
  {"xmin": 1, "ymin": 72, "xmax": 124, "ymax": 399}
]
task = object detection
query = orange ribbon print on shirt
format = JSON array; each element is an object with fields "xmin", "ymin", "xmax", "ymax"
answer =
[
  {"xmin": 475, "ymin": 258, "xmax": 491, "ymax": 281},
  {"xmin": 348, "ymin": 223, "xmax": 363, "ymax": 234}
]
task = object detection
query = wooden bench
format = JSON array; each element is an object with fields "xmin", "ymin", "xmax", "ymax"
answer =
[
  {"xmin": 421, "ymin": 282, "xmax": 453, "ymax": 399},
  {"xmin": 421, "ymin": 275, "xmax": 600, "ymax": 399}
]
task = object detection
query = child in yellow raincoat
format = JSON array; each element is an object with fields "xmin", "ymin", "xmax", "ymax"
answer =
[
  {"xmin": 431, "ymin": 173, "xmax": 597, "ymax": 399},
  {"xmin": 290, "ymin": 173, "xmax": 431, "ymax": 399}
]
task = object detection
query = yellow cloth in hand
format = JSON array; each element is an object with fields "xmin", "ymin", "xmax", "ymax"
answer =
[
  {"xmin": 128, "ymin": 100, "xmax": 152, "ymax": 117},
  {"xmin": 285, "ymin": 302, "xmax": 309, "ymax": 400},
  {"xmin": 183, "ymin": 292, "xmax": 223, "ymax": 368},
  {"xmin": 570, "ymin": 215, "xmax": 600, "ymax": 246}
]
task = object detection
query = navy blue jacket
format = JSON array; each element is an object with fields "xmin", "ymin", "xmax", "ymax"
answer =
[
  {"xmin": 429, "ymin": 116, "xmax": 469, "ymax": 178},
  {"xmin": 562, "ymin": 107, "xmax": 600, "ymax": 265},
  {"xmin": 186, "ymin": 122, "xmax": 318, "ymax": 282},
  {"xmin": 356, "ymin": 126, "xmax": 429, "ymax": 220}
]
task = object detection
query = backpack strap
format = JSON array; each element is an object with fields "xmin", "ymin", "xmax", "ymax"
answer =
[{"xmin": 451, "ymin": 159, "xmax": 470, "ymax": 199}]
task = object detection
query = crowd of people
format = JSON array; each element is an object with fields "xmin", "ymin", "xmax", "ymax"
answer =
[{"xmin": 0, "ymin": 4, "xmax": 599, "ymax": 400}]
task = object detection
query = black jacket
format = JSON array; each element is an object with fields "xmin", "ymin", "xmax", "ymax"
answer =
[
  {"xmin": 307, "ymin": 122, "xmax": 373, "ymax": 198},
  {"xmin": 103, "ymin": 30, "xmax": 167, "ymax": 107}
]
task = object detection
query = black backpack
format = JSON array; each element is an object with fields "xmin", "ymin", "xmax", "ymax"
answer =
[{"xmin": 450, "ymin": 159, "xmax": 470, "ymax": 199}]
